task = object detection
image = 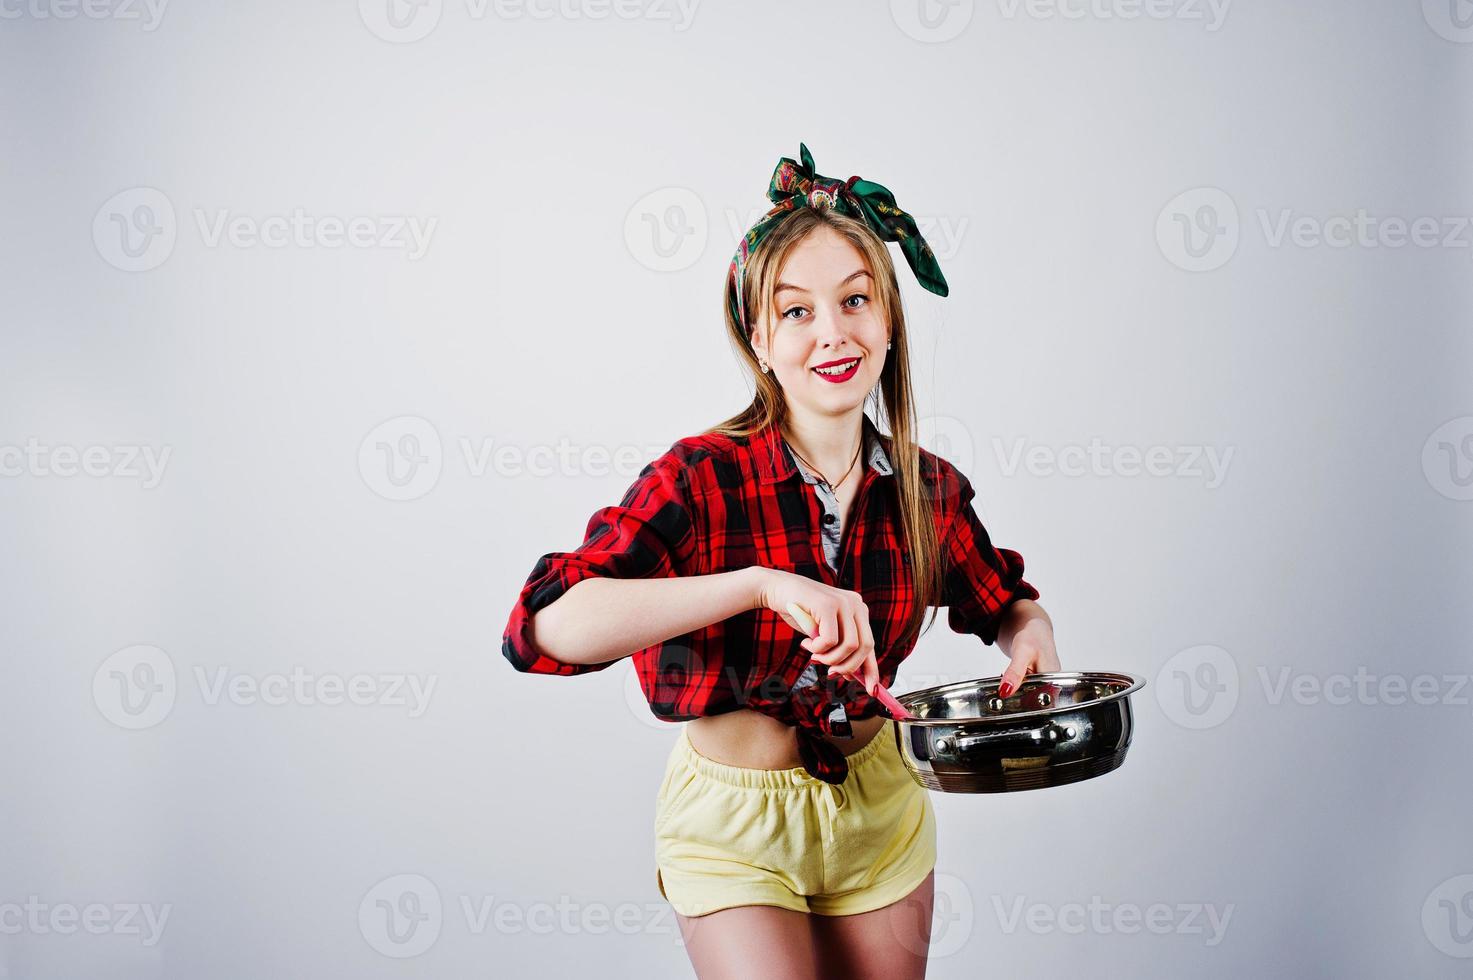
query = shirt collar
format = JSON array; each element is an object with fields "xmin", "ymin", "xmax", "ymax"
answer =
[{"xmin": 754, "ymin": 414, "xmax": 894, "ymax": 485}]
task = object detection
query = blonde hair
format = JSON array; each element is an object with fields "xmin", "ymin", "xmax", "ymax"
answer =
[{"xmin": 705, "ymin": 207, "xmax": 946, "ymax": 651}]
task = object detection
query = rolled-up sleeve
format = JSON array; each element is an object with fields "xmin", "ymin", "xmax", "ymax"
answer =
[
  {"xmin": 941, "ymin": 471, "xmax": 1039, "ymax": 646},
  {"xmin": 501, "ymin": 453, "xmax": 699, "ymax": 675}
]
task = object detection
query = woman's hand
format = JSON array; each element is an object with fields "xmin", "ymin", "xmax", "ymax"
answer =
[
  {"xmin": 754, "ymin": 568, "xmax": 880, "ymax": 696},
  {"xmin": 998, "ymin": 605, "xmax": 1060, "ymax": 698}
]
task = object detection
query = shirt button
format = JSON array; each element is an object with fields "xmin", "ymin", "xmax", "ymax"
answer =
[{"xmin": 823, "ymin": 513, "xmax": 837, "ymax": 525}]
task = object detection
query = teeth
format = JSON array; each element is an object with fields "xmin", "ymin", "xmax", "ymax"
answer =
[{"xmin": 814, "ymin": 359, "xmax": 859, "ymax": 376}]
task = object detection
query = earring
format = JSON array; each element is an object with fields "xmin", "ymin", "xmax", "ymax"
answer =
[
  {"xmin": 886, "ymin": 340, "xmax": 892, "ymax": 350},
  {"xmin": 758, "ymin": 358, "xmax": 770, "ymax": 373}
]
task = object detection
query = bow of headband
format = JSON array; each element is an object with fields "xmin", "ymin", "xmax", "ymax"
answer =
[{"xmin": 726, "ymin": 142, "xmax": 949, "ymax": 331}]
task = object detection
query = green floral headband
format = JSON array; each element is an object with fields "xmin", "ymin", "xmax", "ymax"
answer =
[{"xmin": 726, "ymin": 142, "xmax": 949, "ymax": 330}]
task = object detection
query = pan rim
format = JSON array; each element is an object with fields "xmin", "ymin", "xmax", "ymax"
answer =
[{"xmin": 891, "ymin": 670, "xmax": 1147, "ymax": 725}]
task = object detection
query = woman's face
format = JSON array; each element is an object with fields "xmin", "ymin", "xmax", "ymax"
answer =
[{"xmin": 750, "ymin": 226, "xmax": 890, "ymax": 416}]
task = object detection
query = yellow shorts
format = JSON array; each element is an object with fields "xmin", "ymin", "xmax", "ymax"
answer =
[{"xmin": 654, "ymin": 718, "xmax": 937, "ymax": 917}]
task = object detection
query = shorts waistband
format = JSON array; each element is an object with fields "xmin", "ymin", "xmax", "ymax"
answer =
[{"xmin": 675, "ymin": 718, "xmax": 892, "ymax": 789}]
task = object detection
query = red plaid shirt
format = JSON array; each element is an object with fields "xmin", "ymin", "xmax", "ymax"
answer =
[{"xmin": 501, "ymin": 413, "xmax": 1039, "ymax": 784}]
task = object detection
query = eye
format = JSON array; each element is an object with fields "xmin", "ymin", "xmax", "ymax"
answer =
[
  {"xmin": 843, "ymin": 293, "xmax": 869, "ymax": 309},
  {"xmin": 781, "ymin": 305, "xmax": 807, "ymax": 321}
]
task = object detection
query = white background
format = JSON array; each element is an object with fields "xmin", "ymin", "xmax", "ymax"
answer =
[{"xmin": 2, "ymin": 0, "xmax": 1471, "ymax": 976}]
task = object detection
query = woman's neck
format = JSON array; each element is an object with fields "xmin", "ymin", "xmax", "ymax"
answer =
[{"xmin": 782, "ymin": 409, "xmax": 867, "ymax": 479}]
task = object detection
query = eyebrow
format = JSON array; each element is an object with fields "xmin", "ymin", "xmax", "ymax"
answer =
[{"xmin": 775, "ymin": 269, "xmax": 872, "ymax": 295}]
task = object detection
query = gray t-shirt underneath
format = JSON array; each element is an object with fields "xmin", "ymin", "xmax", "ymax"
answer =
[{"xmin": 782, "ymin": 425, "xmax": 895, "ymax": 734}]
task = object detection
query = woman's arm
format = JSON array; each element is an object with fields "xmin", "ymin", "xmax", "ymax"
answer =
[
  {"xmin": 996, "ymin": 599, "xmax": 1050, "ymax": 658},
  {"xmin": 503, "ymin": 452, "xmax": 714, "ymax": 675},
  {"xmin": 525, "ymin": 567, "xmax": 767, "ymax": 668},
  {"xmin": 995, "ymin": 599, "xmax": 1061, "ymax": 696}
]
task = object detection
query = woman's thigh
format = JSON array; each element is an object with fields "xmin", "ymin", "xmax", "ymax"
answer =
[
  {"xmin": 809, "ymin": 869, "xmax": 935, "ymax": 980},
  {"xmin": 674, "ymin": 904, "xmax": 818, "ymax": 980}
]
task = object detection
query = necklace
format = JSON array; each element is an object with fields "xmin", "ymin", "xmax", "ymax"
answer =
[{"xmin": 786, "ymin": 432, "xmax": 864, "ymax": 492}]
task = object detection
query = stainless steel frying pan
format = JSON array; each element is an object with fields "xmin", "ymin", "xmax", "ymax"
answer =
[{"xmin": 889, "ymin": 671, "xmax": 1146, "ymax": 793}]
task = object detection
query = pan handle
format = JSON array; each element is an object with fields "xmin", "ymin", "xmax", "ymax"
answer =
[{"xmin": 936, "ymin": 721, "xmax": 1076, "ymax": 756}]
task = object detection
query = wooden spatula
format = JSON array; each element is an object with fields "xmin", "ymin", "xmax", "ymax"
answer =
[{"xmin": 787, "ymin": 601, "xmax": 914, "ymax": 720}]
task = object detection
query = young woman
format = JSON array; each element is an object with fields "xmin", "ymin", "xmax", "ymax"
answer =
[{"xmin": 502, "ymin": 145, "xmax": 1060, "ymax": 979}]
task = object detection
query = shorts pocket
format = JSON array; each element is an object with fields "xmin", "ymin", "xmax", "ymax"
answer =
[
  {"xmin": 868, "ymin": 729, "xmax": 923, "ymax": 796},
  {"xmin": 653, "ymin": 763, "xmax": 698, "ymax": 837},
  {"xmin": 868, "ymin": 786, "xmax": 931, "ymax": 877}
]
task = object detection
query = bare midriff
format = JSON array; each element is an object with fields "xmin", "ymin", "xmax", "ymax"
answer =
[{"xmin": 685, "ymin": 708, "xmax": 887, "ymax": 770}]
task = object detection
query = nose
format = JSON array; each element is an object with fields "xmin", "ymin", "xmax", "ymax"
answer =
[{"xmin": 812, "ymin": 305, "xmax": 853, "ymax": 351}]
